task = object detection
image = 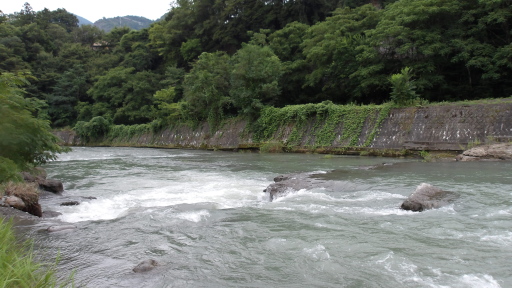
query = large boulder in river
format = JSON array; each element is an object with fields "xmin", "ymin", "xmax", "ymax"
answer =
[
  {"xmin": 264, "ymin": 173, "xmax": 319, "ymax": 201},
  {"xmin": 401, "ymin": 183, "xmax": 459, "ymax": 212},
  {"xmin": 457, "ymin": 143, "xmax": 512, "ymax": 161},
  {"xmin": 38, "ymin": 179, "xmax": 64, "ymax": 194}
]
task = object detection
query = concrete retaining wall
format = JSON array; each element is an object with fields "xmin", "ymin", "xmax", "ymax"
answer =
[{"xmin": 55, "ymin": 102, "xmax": 512, "ymax": 151}]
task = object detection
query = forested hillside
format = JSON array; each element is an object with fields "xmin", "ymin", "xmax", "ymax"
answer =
[
  {"xmin": 1, "ymin": 0, "xmax": 511, "ymax": 137},
  {"xmin": 94, "ymin": 16, "xmax": 154, "ymax": 32}
]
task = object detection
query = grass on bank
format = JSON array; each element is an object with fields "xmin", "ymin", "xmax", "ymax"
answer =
[{"xmin": 0, "ymin": 218, "xmax": 70, "ymax": 288}]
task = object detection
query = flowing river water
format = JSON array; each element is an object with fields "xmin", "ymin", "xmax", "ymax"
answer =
[{"xmin": 19, "ymin": 147, "xmax": 512, "ymax": 287}]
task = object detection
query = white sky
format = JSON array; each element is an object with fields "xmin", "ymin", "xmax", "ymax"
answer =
[{"xmin": 1, "ymin": 1, "xmax": 173, "ymax": 22}]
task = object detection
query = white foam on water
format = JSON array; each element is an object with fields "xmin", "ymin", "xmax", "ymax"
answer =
[
  {"xmin": 272, "ymin": 188, "xmax": 404, "ymax": 203},
  {"xmin": 58, "ymin": 199, "xmax": 131, "ymax": 222},
  {"xmin": 485, "ymin": 209, "xmax": 512, "ymax": 217},
  {"xmin": 480, "ymin": 231, "xmax": 512, "ymax": 245},
  {"xmin": 374, "ymin": 252, "xmax": 503, "ymax": 288},
  {"xmin": 338, "ymin": 190, "xmax": 405, "ymax": 202},
  {"xmin": 174, "ymin": 210, "xmax": 210, "ymax": 222},
  {"xmin": 57, "ymin": 170, "xmax": 269, "ymax": 222},
  {"xmin": 302, "ymin": 244, "xmax": 330, "ymax": 261},
  {"xmin": 331, "ymin": 206, "xmax": 411, "ymax": 216},
  {"xmin": 456, "ymin": 274, "xmax": 502, "ymax": 288}
]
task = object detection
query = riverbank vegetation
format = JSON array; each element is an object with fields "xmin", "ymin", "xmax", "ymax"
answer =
[
  {"xmin": 0, "ymin": 218, "xmax": 65, "ymax": 287},
  {"xmin": 0, "ymin": 72, "xmax": 69, "ymax": 287},
  {"xmin": 1, "ymin": 0, "xmax": 510, "ymax": 141}
]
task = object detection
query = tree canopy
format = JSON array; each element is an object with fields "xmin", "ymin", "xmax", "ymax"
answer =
[{"xmin": 0, "ymin": 1, "xmax": 511, "ymax": 134}]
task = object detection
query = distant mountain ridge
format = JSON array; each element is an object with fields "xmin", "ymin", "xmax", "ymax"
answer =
[
  {"xmin": 93, "ymin": 16, "xmax": 154, "ymax": 32},
  {"xmin": 75, "ymin": 14, "xmax": 93, "ymax": 26}
]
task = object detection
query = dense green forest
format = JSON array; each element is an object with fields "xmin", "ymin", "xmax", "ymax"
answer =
[{"xmin": 1, "ymin": 0, "xmax": 511, "ymax": 136}]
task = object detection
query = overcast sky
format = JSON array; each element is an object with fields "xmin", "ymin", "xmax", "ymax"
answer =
[{"xmin": 2, "ymin": 1, "xmax": 172, "ymax": 22}]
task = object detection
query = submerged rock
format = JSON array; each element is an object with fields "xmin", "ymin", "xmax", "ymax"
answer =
[
  {"xmin": 42, "ymin": 210, "xmax": 62, "ymax": 218},
  {"xmin": 47, "ymin": 225, "xmax": 76, "ymax": 232},
  {"xmin": 60, "ymin": 201, "xmax": 80, "ymax": 206},
  {"xmin": 401, "ymin": 183, "xmax": 459, "ymax": 212},
  {"xmin": 133, "ymin": 259, "xmax": 158, "ymax": 273}
]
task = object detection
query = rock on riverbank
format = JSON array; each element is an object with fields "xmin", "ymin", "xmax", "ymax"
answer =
[
  {"xmin": 1, "ymin": 168, "xmax": 65, "ymax": 217},
  {"xmin": 457, "ymin": 143, "xmax": 512, "ymax": 161}
]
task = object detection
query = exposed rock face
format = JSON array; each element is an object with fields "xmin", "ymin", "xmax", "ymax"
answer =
[
  {"xmin": 38, "ymin": 179, "xmax": 64, "ymax": 194},
  {"xmin": 21, "ymin": 169, "xmax": 64, "ymax": 194},
  {"xmin": 457, "ymin": 143, "xmax": 512, "ymax": 161},
  {"xmin": 401, "ymin": 183, "xmax": 459, "ymax": 212},
  {"xmin": 264, "ymin": 173, "xmax": 319, "ymax": 201},
  {"xmin": 133, "ymin": 259, "xmax": 158, "ymax": 273},
  {"xmin": 2, "ymin": 182, "xmax": 43, "ymax": 217}
]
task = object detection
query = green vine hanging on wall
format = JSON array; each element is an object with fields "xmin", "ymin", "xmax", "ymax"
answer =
[{"xmin": 253, "ymin": 102, "xmax": 392, "ymax": 149}]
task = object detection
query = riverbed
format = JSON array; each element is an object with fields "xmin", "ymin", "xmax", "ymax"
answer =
[{"xmin": 22, "ymin": 147, "xmax": 512, "ymax": 287}]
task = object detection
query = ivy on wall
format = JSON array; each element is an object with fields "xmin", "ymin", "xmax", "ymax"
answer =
[{"xmin": 253, "ymin": 101, "xmax": 393, "ymax": 148}]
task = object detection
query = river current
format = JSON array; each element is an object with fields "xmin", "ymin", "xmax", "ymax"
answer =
[{"xmin": 23, "ymin": 147, "xmax": 512, "ymax": 287}]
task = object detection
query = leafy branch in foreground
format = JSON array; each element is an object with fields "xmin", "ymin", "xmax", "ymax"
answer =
[{"xmin": 0, "ymin": 72, "xmax": 68, "ymax": 182}]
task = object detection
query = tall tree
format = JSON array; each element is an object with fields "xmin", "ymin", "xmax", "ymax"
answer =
[
  {"xmin": 230, "ymin": 44, "xmax": 283, "ymax": 118},
  {"xmin": 183, "ymin": 52, "xmax": 232, "ymax": 128}
]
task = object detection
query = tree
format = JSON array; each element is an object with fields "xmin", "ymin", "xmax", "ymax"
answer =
[
  {"xmin": 353, "ymin": 0, "xmax": 463, "ymax": 101},
  {"xmin": 230, "ymin": 44, "xmax": 283, "ymax": 118},
  {"xmin": 302, "ymin": 5, "xmax": 380, "ymax": 103},
  {"xmin": 86, "ymin": 67, "xmax": 164, "ymax": 124},
  {"xmin": 184, "ymin": 52, "xmax": 232, "ymax": 128},
  {"xmin": 46, "ymin": 65, "xmax": 88, "ymax": 127},
  {"xmin": 0, "ymin": 72, "xmax": 66, "ymax": 181},
  {"xmin": 71, "ymin": 25, "xmax": 104, "ymax": 46}
]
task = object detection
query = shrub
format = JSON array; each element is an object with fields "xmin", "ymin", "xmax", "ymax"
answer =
[
  {"xmin": 0, "ymin": 157, "xmax": 22, "ymax": 183},
  {"xmin": 389, "ymin": 67, "xmax": 418, "ymax": 106},
  {"xmin": 260, "ymin": 141, "xmax": 284, "ymax": 153},
  {"xmin": 74, "ymin": 116, "xmax": 111, "ymax": 141}
]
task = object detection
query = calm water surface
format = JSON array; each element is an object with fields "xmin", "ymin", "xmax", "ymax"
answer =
[{"xmin": 23, "ymin": 147, "xmax": 512, "ymax": 287}]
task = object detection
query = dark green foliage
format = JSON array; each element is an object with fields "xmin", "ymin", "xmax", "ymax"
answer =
[
  {"xmin": 46, "ymin": 65, "xmax": 89, "ymax": 127},
  {"xmin": 0, "ymin": 73, "xmax": 67, "ymax": 173},
  {"xmin": 184, "ymin": 52, "xmax": 232, "ymax": 129},
  {"xmin": 230, "ymin": 44, "xmax": 283, "ymax": 118},
  {"xmin": 74, "ymin": 116, "xmax": 111, "ymax": 141},
  {"xmin": 86, "ymin": 67, "xmax": 164, "ymax": 124},
  {"xmin": 1, "ymin": 1, "xmax": 512, "ymax": 137}
]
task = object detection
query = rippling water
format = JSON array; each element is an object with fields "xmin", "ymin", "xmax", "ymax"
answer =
[{"xmin": 22, "ymin": 147, "xmax": 512, "ymax": 287}]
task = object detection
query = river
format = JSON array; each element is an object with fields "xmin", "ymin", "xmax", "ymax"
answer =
[{"xmin": 23, "ymin": 147, "xmax": 512, "ymax": 287}]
